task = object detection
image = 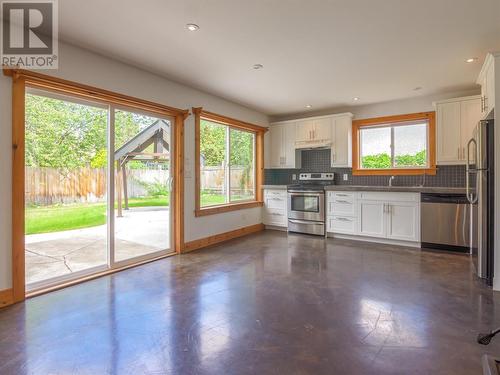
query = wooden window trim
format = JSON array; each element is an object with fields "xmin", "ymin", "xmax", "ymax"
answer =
[
  {"xmin": 5, "ymin": 68, "xmax": 188, "ymax": 304},
  {"xmin": 352, "ymin": 111, "xmax": 437, "ymax": 176},
  {"xmin": 193, "ymin": 107, "xmax": 266, "ymax": 217}
]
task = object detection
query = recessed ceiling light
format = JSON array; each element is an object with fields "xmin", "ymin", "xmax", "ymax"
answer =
[
  {"xmin": 253, "ymin": 63, "xmax": 264, "ymax": 70},
  {"xmin": 305, "ymin": 104, "xmax": 312, "ymax": 109},
  {"xmin": 186, "ymin": 23, "xmax": 199, "ymax": 31},
  {"xmin": 466, "ymin": 57, "xmax": 478, "ymax": 63},
  {"xmin": 353, "ymin": 97, "xmax": 360, "ymax": 101}
]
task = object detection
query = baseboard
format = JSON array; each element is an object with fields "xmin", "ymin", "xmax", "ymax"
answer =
[
  {"xmin": 329, "ymin": 233, "xmax": 421, "ymax": 248},
  {"xmin": 184, "ymin": 223, "xmax": 265, "ymax": 253},
  {"xmin": 0, "ymin": 288, "xmax": 14, "ymax": 308},
  {"xmin": 264, "ymin": 225, "xmax": 287, "ymax": 232}
]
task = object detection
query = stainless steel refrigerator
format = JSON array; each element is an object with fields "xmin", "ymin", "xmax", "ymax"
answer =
[{"xmin": 467, "ymin": 119, "xmax": 494, "ymax": 286}]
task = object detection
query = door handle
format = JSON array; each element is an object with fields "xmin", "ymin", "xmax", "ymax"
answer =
[{"xmin": 289, "ymin": 219, "xmax": 321, "ymax": 225}]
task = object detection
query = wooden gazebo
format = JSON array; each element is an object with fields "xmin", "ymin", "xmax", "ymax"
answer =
[{"xmin": 114, "ymin": 119, "xmax": 170, "ymax": 217}]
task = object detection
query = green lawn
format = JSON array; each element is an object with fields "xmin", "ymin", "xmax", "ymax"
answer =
[
  {"xmin": 26, "ymin": 192, "xmax": 255, "ymax": 235},
  {"xmin": 26, "ymin": 196, "xmax": 169, "ymax": 235},
  {"xmin": 200, "ymin": 192, "xmax": 255, "ymax": 207}
]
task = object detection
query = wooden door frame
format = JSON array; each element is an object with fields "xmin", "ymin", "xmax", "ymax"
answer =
[{"xmin": 5, "ymin": 69, "xmax": 187, "ymax": 303}]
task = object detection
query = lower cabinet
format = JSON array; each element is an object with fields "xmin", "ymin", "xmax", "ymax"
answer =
[
  {"xmin": 263, "ymin": 189, "xmax": 287, "ymax": 227},
  {"xmin": 358, "ymin": 200, "xmax": 386, "ymax": 238},
  {"xmin": 386, "ymin": 202, "xmax": 420, "ymax": 241},
  {"xmin": 327, "ymin": 191, "xmax": 420, "ymax": 244},
  {"xmin": 327, "ymin": 216, "xmax": 357, "ymax": 235}
]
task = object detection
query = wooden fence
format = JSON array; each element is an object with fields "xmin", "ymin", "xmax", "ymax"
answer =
[{"xmin": 25, "ymin": 166, "xmax": 252, "ymax": 206}]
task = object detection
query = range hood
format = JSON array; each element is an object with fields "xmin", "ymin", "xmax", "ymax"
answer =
[{"xmin": 294, "ymin": 140, "xmax": 332, "ymax": 150}]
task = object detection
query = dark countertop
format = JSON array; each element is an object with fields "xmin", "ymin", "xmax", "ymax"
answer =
[
  {"xmin": 324, "ymin": 185, "xmax": 467, "ymax": 194},
  {"xmin": 262, "ymin": 184, "xmax": 467, "ymax": 194}
]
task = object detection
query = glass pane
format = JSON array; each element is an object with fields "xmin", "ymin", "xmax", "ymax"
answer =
[
  {"xmin": 291, "ymin": 196, "xmax": 319, "ymax": 212},
  {"xmin": 394, "ymin": 122, "xmax": 428, "ymax": 167},
  {"xmin": 114, "ymin": 110, "xmax": 171, "ymax": 262},
  {"xmin": 229, "ymin": 128, "xmax": 255, "ymax": 202},
  {"xmin": 25, "ymin": 92, "xmax": 108, "ymax": 286},
  {"xmin": 360, "ymin": 127, "xmax": 391, "ymax": 169},
  {"xmin": 200, "ymin": 120, "xmax": 227, "ymax": 207}
]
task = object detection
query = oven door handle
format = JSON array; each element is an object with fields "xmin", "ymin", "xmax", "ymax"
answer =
[
  {"xmin": 288, "ymin": 219, "xmax": 322, "ymax": 225},
  {"xmin": 287, "ymin": 191, "xmax": 323, "ymax": 195}
]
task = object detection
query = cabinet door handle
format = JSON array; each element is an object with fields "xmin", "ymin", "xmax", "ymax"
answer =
[
  {"xmin": 457, "ymin": 147, "xmax": 460, "ymax": 159},
  {"xmin": 336, "ymin": 217, "xmax": 352, "ymax": 222},
  {"xmin": 484, "ymin": 96, "xmax": 488, "ymax": 112}
]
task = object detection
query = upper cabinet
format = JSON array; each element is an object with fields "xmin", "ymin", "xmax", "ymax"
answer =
[
  {"xmin": 434, "ymin": 96, "xmax": 482, "ymax": 165},
  {"xmin": 477, "ymin": 53, "xmax": 497, "ymax": 119},
  {"xmin": 295, "ymin": 117, "xmax": 332, "ymax": 146},
  {"xmin": 268, "ymin": 113, "xmax": 353, "ymax": 169},
  {"xmin": 331, "ymin": 115, "xmax": 353, "ymax": 167},
  {"xmin": 268, "ymin": 123, "xmax": 300, "ymax": 168}
]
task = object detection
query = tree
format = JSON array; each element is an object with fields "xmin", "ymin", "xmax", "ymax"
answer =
[
  {"xmin": 25, "ymin": 94, "xmax": 160, "ymax": 170},
  {"xmin": 361, "ymin": 150, "xmax": 426, "ymax": 169}
]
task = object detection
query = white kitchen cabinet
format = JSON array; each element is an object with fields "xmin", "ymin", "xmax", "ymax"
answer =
[
  {"xmin": 326, "ymin": 191, "xmax": 358, "ymax": 235},
  {"xmin": 263, "ymin": 189, "xmax": 287, "ymax": 227},
  {"xmin": 268, "ymin": 113, "xmax": 353, "ymax": 165},
  {"xmin": 331, "ymin": 115, "xmax": 353, "ymax": 167},
  {"xmin": 326, "ymin": 191, "xmax": 420, "ymax": 244},
  {"xmin": 312, "ymin": 117, "xmax": 332, "ymax": 141},
  {"xmin": 327, "ymin": 216, "xmax": 357, "ymax": 235},
  {"xmin": 477, "ymin": 53, "xmax": 496, "ymax": 119},
  {"xmin": 268, "ymin": 123, "xmax": 299, "ymax": 168},
  {"xmin": 386, "ymin": 202, "xmax": 420, "ymax": 242},
  {"xmin": 295, "ymin": 117, "xmax": 332, "ymax": 145},
  {"xmin": 295, "ymin": 120, "xmax": 314, "ymax": 143},
  {"xmin": 358, "ymin": 201, "xmax": 386, "ymax": 238},
  {"xmin": 434, "ymin": 96, "xmax": 482, "ymax": 165},
  {"xmin": 357, "ymin": 193, "xmax": 420, "ymax": 242}
]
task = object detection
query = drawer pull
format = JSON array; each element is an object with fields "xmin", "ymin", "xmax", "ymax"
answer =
[
  {"xmin": 335, "ymin": 199, "xmax": 351, "ymax": 204},
  {"xmin": 336, "ymin": 193, "xmax": 350, "ymax": 197},
  {"xmin": 335, "ymin": 217, "xmax": 352, "ymax": 222}
]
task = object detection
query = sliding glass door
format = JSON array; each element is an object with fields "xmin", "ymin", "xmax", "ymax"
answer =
[
  {"xmin": 25, "ymin": 89, "xmax": 173, "ymax": 290},
  {"xmin": 113, "ymin": 109, "xmax": 172, "ymax": 264}
]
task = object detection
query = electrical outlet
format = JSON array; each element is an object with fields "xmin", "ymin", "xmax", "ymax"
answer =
[
  {"xmin": 343, "ymin": 174, "xmax": 348, "ymax": 181},
  {"xmin": 292, "ymin": 174, "xmax": 297, "ymax": 180}
]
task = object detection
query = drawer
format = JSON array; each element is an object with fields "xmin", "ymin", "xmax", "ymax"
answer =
[
  {"xmin": 264, "ymin": 189, "xmax": 286, "ymax": 197},
  {"xmin": 327, "ymin": 200, "xmax": 356, "ymax": 216},
  {"xmin": 358, "ymin": 192, "xmax": 419, "ymax": 202},
  {"xmin": 264, "ymin": 208, "xmax": 287, "ymax": 226},
  {"xmin": 332, "ymin": 191, "xmax": 355, "ymax": 201},
  {"xmin": 327, "ymin": 216, "xmax": 357, "ymax": 234},
  {"xmin": 265, "ymin": 196, "xmax": 287, "ymax": 209}
]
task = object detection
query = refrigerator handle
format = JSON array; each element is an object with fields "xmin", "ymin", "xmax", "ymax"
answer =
[{"xmin": 466, "ymin": 138, "xmax": 478, "ymax": 204}]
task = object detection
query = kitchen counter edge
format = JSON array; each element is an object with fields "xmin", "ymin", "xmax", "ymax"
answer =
[{"xmin": 324, "ymin": 185, "xmax": 466, "ymax": 194}]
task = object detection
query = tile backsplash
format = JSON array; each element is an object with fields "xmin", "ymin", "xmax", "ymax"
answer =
[{"xmin": 264, "ymin": 149, "xmax": 465, "ymax": 187}]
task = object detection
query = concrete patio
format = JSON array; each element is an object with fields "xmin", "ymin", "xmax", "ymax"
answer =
[{"xmin": 26, "ymin": 207, "xmax": 170, "ymax": 285}]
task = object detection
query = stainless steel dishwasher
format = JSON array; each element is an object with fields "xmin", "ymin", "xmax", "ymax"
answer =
[{"xmin": 421, "ymin": 193, "xmax": 470, "ymax": 253}]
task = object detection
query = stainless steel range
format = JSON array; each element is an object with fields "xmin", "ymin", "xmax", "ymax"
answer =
[{"xmin": 287, "ymin": 173, "xmax": 334, "ymax": 236}]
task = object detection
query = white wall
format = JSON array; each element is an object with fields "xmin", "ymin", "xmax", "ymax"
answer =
[
  {"xmin": 270, "ymin": 90, "xmax": 480, "ymax": 123},
  {"xmin": 493, "ymin": 54, "xmax": 500, "ymax": 291},
  {"xmin": 0, "ymin": 42, "xmax": 269, "ymax": 291}
]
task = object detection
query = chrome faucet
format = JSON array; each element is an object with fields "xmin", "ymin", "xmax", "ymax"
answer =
[{"xmin": 388, "ymin": 175, "xmax": 395, "ymax": 187}]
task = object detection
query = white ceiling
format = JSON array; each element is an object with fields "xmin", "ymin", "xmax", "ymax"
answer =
[{"xmin": 58, "ymin": 0, "xmax": 500, "ymax": 116}]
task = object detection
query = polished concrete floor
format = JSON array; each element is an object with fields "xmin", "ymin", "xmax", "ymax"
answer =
[{"xmin": 2, "ymin": 230, "xmax": 500, "ymax": 374}]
